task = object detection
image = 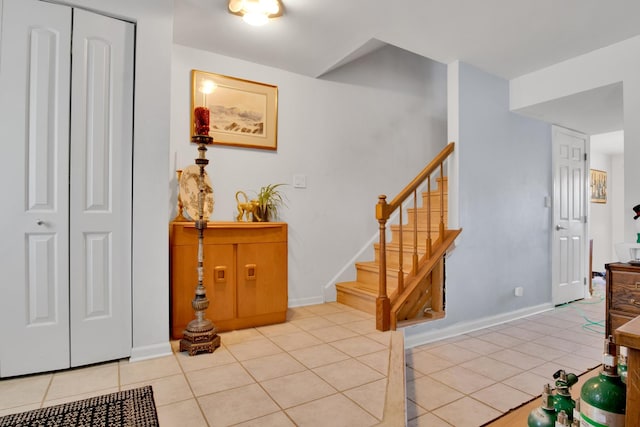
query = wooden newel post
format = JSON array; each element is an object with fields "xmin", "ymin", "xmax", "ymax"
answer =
[{"xmin": 376, "ymin": 195, "xmax": 391, "ymax": 331}]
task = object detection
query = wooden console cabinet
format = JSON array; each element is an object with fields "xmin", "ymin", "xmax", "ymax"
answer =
[
  {"xmin": 170, "ymin": 221, "xmax": 288, "ymax": 339},
  {"xmin": 605, "ymin": 262, "xmax": 640, "ymax": 336}
]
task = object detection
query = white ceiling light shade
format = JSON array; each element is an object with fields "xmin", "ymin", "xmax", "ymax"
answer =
[{"xmin": 228, "ymin": 0, "xmax": 283, "ymax": 26}]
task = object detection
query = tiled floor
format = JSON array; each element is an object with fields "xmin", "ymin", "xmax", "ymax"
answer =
[
  {"xmin": 406, "ymin": 290, "xmax": 605, "ymax": 426},
  {"xmin": 0, "ymin": 292, "xmax": 605, "ymax": 427}
]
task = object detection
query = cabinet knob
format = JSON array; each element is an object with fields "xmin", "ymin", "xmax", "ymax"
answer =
[{"xmin": 214, "ymin": 266, "xmax": 227, "ymax": 282}]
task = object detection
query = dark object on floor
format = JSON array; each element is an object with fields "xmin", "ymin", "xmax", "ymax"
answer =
[{"xmin": 0, "ymin": 385, "xmax": 158, "ymax": 427}]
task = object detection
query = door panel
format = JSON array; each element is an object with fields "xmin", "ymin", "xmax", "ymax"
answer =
[
  {"xmin": 69, "ymin": 9, "xmax": 134, "ymax": 367},
  {"xmin": 0, "ymin": 0, "xmax": 71, "ymax": 377},
  {"xmin": 552, "ymin": 126, "xmax": 588, "ymax": 305}
]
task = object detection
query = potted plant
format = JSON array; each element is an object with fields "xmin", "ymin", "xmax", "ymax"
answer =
[{"xmin": 253, "ymin": 183, "xmax": 286, "ymax": 222}]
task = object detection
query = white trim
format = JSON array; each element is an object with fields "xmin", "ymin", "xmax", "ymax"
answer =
[
  {"xmin": 129, "ymin": 342, "xmax": 173, "ymax": 362},
  {"xmin": 289, "ymin": 295, "xmax": 325, "ymax": 307},
  {"xmin": 403, "ymin": 303, "xmax": 554, "ymax": 349}
]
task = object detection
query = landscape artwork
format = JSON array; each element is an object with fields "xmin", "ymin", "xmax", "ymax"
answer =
[{"xmin": 191, "ymin": 70, "xmax": 278, "ymax": 150}]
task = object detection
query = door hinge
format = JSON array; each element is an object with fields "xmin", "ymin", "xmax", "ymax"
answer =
[{"xmin": 584, "ymin": 153, "xmax": 587, "ymax": 161}]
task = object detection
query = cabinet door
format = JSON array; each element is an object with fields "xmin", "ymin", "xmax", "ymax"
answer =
[
  {"xmin": 171, "ymin": 243, "xmax": 235, "ymax": 338},
  {"xmin": 237, "ymin": 242, "xmax": 287, "ymax": 318}
]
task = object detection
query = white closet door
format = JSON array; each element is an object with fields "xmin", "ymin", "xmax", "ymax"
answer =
[
  {"xmin": 0, "ymin": 0, "xmax": 72, "ymax": 377},
  {"xmin": 69, "ymin": 9, "xmax": 134, "ymax": 366}
]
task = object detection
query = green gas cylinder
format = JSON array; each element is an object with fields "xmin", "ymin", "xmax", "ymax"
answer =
[
  {"xmin": 553, "ymin": 369, "xmax": 578, "ymax": 422},
  {"xmin": 528, "ymin": 383, "xmax": 557, "ymax": 427},
  {"xmin": 580, "ymin": 336, "xmax": 626, "ymax": 427}
]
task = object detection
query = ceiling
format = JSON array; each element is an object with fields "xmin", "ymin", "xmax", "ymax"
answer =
[{"xmin": 174, "ymin": 0, "xmax": 640, "ymax": 138}]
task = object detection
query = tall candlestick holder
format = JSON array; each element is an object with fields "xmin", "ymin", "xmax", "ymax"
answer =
[{"xmin": 179, "ymin": 134, "xmax": 221, "ymax": 355}]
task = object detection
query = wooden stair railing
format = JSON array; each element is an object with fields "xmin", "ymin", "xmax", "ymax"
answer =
[{"xmin": 375, "ymin": 142, "xmax": 458, "ymax": 331}]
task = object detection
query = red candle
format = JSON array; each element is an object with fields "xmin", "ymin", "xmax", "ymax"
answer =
[{"xmin": 194, "ymin": 106, "xmax": 210, "ymax": 135}]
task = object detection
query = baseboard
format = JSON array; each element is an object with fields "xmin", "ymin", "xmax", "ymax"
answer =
[
  {"xmin": 403, "ymin": 302, "xmax": 554, "ymax": 349},
  {"xmin": 129, "ymin": 342, "xmax": 173, "ymax": 362},
  {"xmin": 289, "ymin": 295, "xmax": 325, "ymax": 307}
]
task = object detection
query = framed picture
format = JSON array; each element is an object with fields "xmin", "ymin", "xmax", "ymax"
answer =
[
  {"xmin": 191, "ymin": 70, "xmax": 278, "ymax": 150},
  {"xmin": 590, "ymin": 169, "xmax": 607, "ymax": 204}
]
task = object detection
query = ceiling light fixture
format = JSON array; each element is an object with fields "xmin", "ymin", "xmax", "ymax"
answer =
[{"xmin": 228, "ymin": 0, "xmax": 283, "ymax": 26}]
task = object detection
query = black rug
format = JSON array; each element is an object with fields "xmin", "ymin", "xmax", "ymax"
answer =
[{"xmin": 0, "ymin": 385, "xmax": 158, "ymax": 427}]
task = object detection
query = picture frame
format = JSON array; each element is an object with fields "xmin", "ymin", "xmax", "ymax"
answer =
[
  {"xmin": 590, "ymin": 169, "xmax": 607, "ymax": 204},
  {"xmin": 191, "ymin": 69, "xmax": 278, "ymax": 150}
]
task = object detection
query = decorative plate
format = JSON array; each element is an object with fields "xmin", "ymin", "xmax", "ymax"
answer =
[{"xmin": 179, "ymin": 164, "xmax": 214, "ymax": 220}]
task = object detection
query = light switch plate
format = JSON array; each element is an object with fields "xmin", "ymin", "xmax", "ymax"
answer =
[{"xmin": 293, "ymin": 174, "xmax": 306, "ymax": 188}]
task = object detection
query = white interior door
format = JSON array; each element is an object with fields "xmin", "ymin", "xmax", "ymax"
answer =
[
  {"xmin": 552, "ymin": 126, "xmax": 589, "ymax": 305},
  {"xmin": 69, "ymin": 9, "xmax": 134, "ymax": 367},
  {"xmin": 0, "ymin": 0, "xmax": 72, "ymax": 377},
  {"xmin": 0, "ymin": 0, "xmax": 133, "ymax": 377}
]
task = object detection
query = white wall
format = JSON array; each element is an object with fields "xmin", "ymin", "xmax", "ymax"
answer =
[
  {"xmin": 511, "ymin": 36, "xmax": 640, "ymax": 243},
  {"xmin": 171, "ymin": 44, "xmax": 448, "ymax": 307},
  {"xmin": 589, "ymin": 131, "xmax": 625, "ymax": 271},
  {"xmin": 50, "ymin": 0, "xmax": 174, "ymax": 359},
  {"xmin": 405, "ymin": 62, "xmax": 553, "ymax": 345}
]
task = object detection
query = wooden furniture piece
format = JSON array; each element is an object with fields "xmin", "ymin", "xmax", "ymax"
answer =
[
  {"xmin": 605, "ymin": 262, "xmax": 640, "ymax": 336},
  {"xmin": 170, "ymin": 221, "xmax": 288, "ymax": 339},
  {"xmin": 614, "ymin": 315, "xmax": 640, "ymax": 426}
]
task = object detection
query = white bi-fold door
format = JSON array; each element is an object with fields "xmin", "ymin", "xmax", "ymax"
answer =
[{"xmin": 0, "ymin": 0, "xmax": 134, "ymax": 377}]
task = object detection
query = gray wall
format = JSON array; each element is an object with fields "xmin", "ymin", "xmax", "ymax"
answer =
[{"xmin": 406, "ymin": 62, "xmax": 553, "ymax": 343}]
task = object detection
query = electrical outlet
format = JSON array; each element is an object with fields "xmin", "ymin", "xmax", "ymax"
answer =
[{"xmin": 514, "ymin": 286, "xmax": 524, "ymax": 297}]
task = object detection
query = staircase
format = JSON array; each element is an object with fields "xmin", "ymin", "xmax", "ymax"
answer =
[{"xmin": 336, "ymin": 143, "xmax": 461, "ymax": 331}]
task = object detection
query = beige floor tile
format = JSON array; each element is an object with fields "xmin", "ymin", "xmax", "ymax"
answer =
[
  {"xmin": 217, "ymin": 328, "xmax": 263, "ymax": 345},
  {"xmin": 255, "ymin": 321, "xmax": 303, "ymax": 337},
  {"xmin": 551, "ymin": 352, "xmax": 601, "ymax": 373},
  {"xmin": 476, "ymin": 331, "xmax": 526, "ymax": 348},
  {"xmin": 313, "ymin": 358, "xmax": 384, "ymax": 391},
  {"xmin": 156, "ymin": 398, "xmax": 208, "ymax": 427},
  {"xmin": 406, "ymin": 350, "xmax": 454, "ymax": 375},
  {"xmin": 261, "ymin": 370, "xmax": 336, "ymax": 408},
  {"xmin": 286, "ymin": 393, "xmax": 379, "ymax": 427},
  {"xmin": 498, "ymin": 325, "xmax": 544, "ymax": 341},
  {"xmin": 185, "ymin": 362, "xmax": 254, "ymax": 396},
  {"xmin": 513, "ymin": 341, "xmax": 568, "ymax": 361},
  {"xmin": 329, "ymin": 335, "xmax": 387, "ymax": 357},
  {"xmin": 289, "ymin": 343, "xmax": 350, "ymax": 369},
  {"xmin": 452, "ymin": 337, "xmax": 503, "ymax": 355},
  {"xmin": 433, "ymin": 396, "xmax": 501, "ymax": 427},
  {"xmin": 517, "ymin": 320, "xmax": 559, "ymax": 335},
  {"xmin": 406, "ymin": 376, "xmax": 463, "ymax": 411},
  {"xmin": 488, "ymin": 348, "xmax": 546, "ymax": 370},
  {"xmin": 0, "ymin": 403, "xmax": 40, "ymax": 417},
  {"xmin": 343, "ymin": 378, "xmax": 387, "ymax": 420},
  {"xmin": 528, "ymin": 361, "xmax": 583, "ymax": 379},
  {"xmin": 241, "ymin": 352, "xmax": 306, "ymax": 382},
  {"xmin": 408, "ymin": 412, "xmax": 454, "ymax": 426},
  {"xmin": 121, "ymin": 374, "xmax": 192, "ymax": 406},
  {"xmin": 268, "ymin": 330, "xmax": 323, "ymax": 351},
  {"xmin": 199, "ymin": 383, "xmax": 279, "ymax": 426},
  {"xmin": 303, "ymin": 303, "xmax": 346, "ymax": 316},
  {"xmin": 290, "ymin": 316, "xmax": 338, "ymax": 331},
  {"xmin": 286, "ymin": 306, "xmax": 316, "ymax": 321},
  {"xmin": 425, "ymin": 343, "xmax": 481, "ymax": 364},
  {"xmin": 342, "ymin": 319, "xmax": 379, "ymax": 335},
  {"xmin": 225, "ymin": 337, "xmax": 283, "ymax": 361},
  {"xmin": 43, "ymin": 387, "xmax": 119, "ymax": 408},
  {"xmin": 322, "ymin": 311, "xmax": 369, "ymax": 324},
  {"xmin": 533, "ymin": 335, "xmax": 582, "ymax": 352},
  {"xmin": 501, "ymin": 370, "xmax": 553, "ymax": 396},
  {"xmin": 429, "ymin": 366, "xmax": 495, "ymax": 394},
  {"xmin": 174, "ymin": 346, "xmax": 236, "ymax": 372},
  {"xmin": 460, "ymin": 356, "xmax": 523, "ymax": 381},
  {"xmin": 233, "ymin": 411, "xmax": 296, "ymax": 426},
  {"xmin": 47, "ymin": 362, "xmax": 119, "ymax": 400},
  {"xmin": 307, "ymin": 324, "xmax": 360, "ymax": 342},
  {"xmin": 405, "ymin": 366, "xmax": 425, "ymax": 382},
  {"xmin": 357, "ymin": 349, "xmax": 390, "ymax": 375},
  {"xmin": 119, "ymin": 356, "xmax": 181, "ymax": 386},
  {"xmin": 365, "ymin": 331, "xmax": 392, "ymax": 346},
  {"xmin": 0, "ymin": 374, "xmax": 52, "ymax": 410},
  {"xmin": 471, "ymin": 382, "xmax": 535, "ymax": 412}
]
